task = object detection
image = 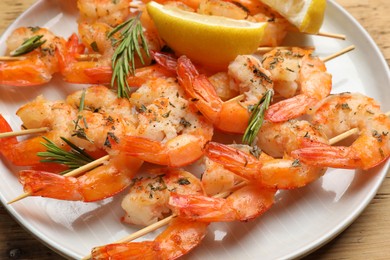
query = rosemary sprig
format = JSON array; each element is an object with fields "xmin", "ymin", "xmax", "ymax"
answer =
[
  {"xmin": 37, "ymin": 136, "xmax": 94, "ymax": 174},
  {"xmin": 72, "ymin": 89, "xmax": 94, "ymax": 143},
  {"xmin": 242, "ymin": 89, "xmax": 274, "ymax": 146},
  {"xmin": 108, "ymin": 13, "xmax": 150, "ymax": 98},
  {"xmin": 10, "ymin": 35, "xmax": 46, "ymax": 57}
]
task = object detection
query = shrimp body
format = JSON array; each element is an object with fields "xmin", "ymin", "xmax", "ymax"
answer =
[
  {"xmin": 59, "ymin": 22, "xmax": 115, "ymax": 84},
  {"xmin": 121, "ymin": 168, "xmax": 204, "ymax": 226},
  {"xmin": 116, "ymin": 77, "xmax": 213, "ymax": 167},
  {"xmin": 177, "ymin": 55, "xmax": 273, "ymax": 134},
  {"xmin": 292, "ymin": 93, "xmax": 390, "ymax": 169},
  {"xmin": 77, "ymin": 0, "xmax": 130, "ymax": 26},
  {"xmin": 264, "ymin": 48, "xmax": 332, "ymax": 122},
  {"xmin": 197, "ymin": 0, "xmax": 248, "ymax": 20},
  {"xmin": 0, "ymin": 27, "xmax": 66, "ymax": 86},
  {"xmin": 201, "ymin": 157, "xmax": 238, "ymax": 196},
  {"xmin": 257, "ymin": 119, "xmax": 329, "ymax": 158},
  {"xmin": 197, "ymin": 0, "xmax": 288, "ymax": 46},
  {"xmin": 0, "ymin": 97, "xmax": 77, "ymax": 166}
]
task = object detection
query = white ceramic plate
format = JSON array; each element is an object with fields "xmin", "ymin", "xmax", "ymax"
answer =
[{"xmin": 0, "ymin": 1, "xmax": 389, "ymax": 259}]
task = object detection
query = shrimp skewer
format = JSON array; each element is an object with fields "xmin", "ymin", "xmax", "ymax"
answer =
[
  {"xmin": 263, "ymin": 45, "xmax": 355, "ymax": 122},
  {"xmin": 91, "ymin": 217, "xmax": 208, "ymax": 259},
  {"xmin": 292, "ymin": 92, "xmax": 390, "ymax": 170},
  {"xmin": 199, "ymin": 119, "xmax": 329, "ymax": 191},
  {"xmin": 0, "ymin": 27, "xmax": 66, "ymax": 87},
  {"xmin": 92, "ymin": 168, "xmax": 209, "ymax": 259},
  {"xmin": 2, "ymin": 86, "xmax": 144, "ymax": 203}
]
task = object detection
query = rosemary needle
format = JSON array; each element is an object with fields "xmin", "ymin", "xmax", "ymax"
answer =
[
  {"xmin": 37, "ymin": 136, "xmax": 94, "ymax": 174},
  {"xmin": 242, "ymin": 89, "xmax": 274, "ymax": 146},
  {"xmin": 10, "ymin": 35, "xmax": 46, "ymax": 57},
  {"xmin": 108, "ymin": 13, "xmax": 150, "ymax": 98}
]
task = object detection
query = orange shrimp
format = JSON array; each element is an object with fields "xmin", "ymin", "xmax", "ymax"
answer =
[
  {"xmin": 177, "ymin": 54, "xmax": 273, "ymax": 134},
  {"xmin": 264, "ymin": 48, "xmax": 332, "ymax": 122},
  {"xmin": 0, "ymin": 97, "xmax": 77, "ymax": 166},
  {"xmin": 0, "ymin": 27, "xmax": 66, "ymax": 87},
  {"xmin": 169, "ymin": 184, "xmax": 276, "ymax": 222},
  {"xmin": 19, "ymin": 152, "xmax": 143, "ymax": 202},
  {"xmin": 205, "ymin": 127, "xmax": 327, "ymax": 190},
  {"xmin": 292, "ymin": 93, "xmax": 390, "ymax": 170},
  {"xmin": 91, "ymin": 217, "xmax": 208, "ymax": 260},
  {"xmin": 115, "ymin": 76, "xmax": 213, "ymax": 167}
]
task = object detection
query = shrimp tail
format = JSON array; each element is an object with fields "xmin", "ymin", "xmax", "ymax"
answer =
[
  {"xmin": 91, "ymin": 241, "xmax": 159, "ymax": 260},
  {"xmin": 205, "ymin": 142, "xmax": 261, "ymax": 180},
  {"xmin": 83, "ymin": 66, "xmax": 113, "ymax": 84},
  {"xmin": 177, "ymin": 56, "xmax": 223, "ymax": 123},
  {"xmin": 0, "ymin": 114, "xmax": 18, "ymax": 150},
  {"xmin": 18, "ymin": 170, "xmax": 84, "ymax": 201},
  {"xmin": 169, "ymin": 193, "xmax": 236, "ymax": 222},
  {"xmin": 291, "ymin": 145, "xmax": 363, "ymax": 169},
  {"xmin": 0, "ymin": 114, "xmax": 43, "ymax": 166},
  {"xmin": 152, "ymin": 51, "xmax": 178, "ymax": 72},
  {"xmin": 0, "ymin": 57, "xmax": 52, "ymax": 86},
  {"xmin": 57, "ymin": 33, "xmax": 85, "ymax": 72},
  {"xmin": 117, "ymin": 135, "xmax": 204, "ymax": 167},
  {"xmin": 265, "ymin": 94, "xmax": 315, "ymax": 122}
]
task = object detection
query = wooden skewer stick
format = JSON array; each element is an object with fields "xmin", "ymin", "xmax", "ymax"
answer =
[
  {"xmin": 257, "ymin": 46, "xmax": 315, "ymax": 53},
  {"xmin": 75, "ymin": 53, "xmax": 102, "ymax": 61},
  {"xmin": 0, "ymin": 53, "xmax": 102, "ymax": 62},
  {"xmin": 7, "ymin": 155, "xmax": 110, "ymax": 205},
  {"xmin": 316, "ymin": 31, "xmax": 346, "ymax": 40},
  {"xmin": 0, "ymin": 56, "xmax": 26, "ymax": 61},
  {"xmin": 322, "ymin": 45, "xmax": 355, "ymax": 62},
  {"xmin": 0, "ymin": 127, "xmax": 49, "ymax": 138}
]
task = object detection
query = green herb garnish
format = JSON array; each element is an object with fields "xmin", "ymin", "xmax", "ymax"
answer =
[
  {"xmin": 10, "ymin": 35, "xmax": 46, "ymax": 57},
  {"xmin": 37, "ymin": 137, "xmax": 94, "ymax": 174},
  {"xmin": 72, "ymin": 89, "xmax": 93, "ymax": 143},
  {"xmin": 242, "ymin": 89, "xmax": 273, "ymax": 146},
  {"xmin": 108, "ymin": 13, "xmax": 150, "ymax": 98}
]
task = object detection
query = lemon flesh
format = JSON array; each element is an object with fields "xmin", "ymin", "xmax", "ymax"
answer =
[
  {"xmin": 261, "ymin": 0, "xmax": 326, "ymax": 34},
  {"xmin": 146, "ymin": 1, "xmax": 267, "ymax": 70}
]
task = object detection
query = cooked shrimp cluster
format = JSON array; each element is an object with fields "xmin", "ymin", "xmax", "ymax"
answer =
[{"xmin": 0, "ymin": 0, "xmax": 389, "ymax": 259}]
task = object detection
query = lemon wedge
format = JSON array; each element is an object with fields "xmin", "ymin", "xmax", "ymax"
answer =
[
  {"xmin": 146, "ymin": 1, "xmax": 267, "ymax": 70},
  {"xmin": 260, "ymin": 0, "xmax": 326, "ymax": 34}
]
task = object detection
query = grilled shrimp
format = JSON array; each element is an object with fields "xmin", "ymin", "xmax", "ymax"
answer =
[{"xmin": 292, "ymin": 92, "xmax": 390, "ymax": 170}]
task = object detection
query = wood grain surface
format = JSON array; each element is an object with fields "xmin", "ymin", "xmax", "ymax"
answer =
[{"xmin": 0, "ymin": 0, "xmax": 389, "ymax": 259}]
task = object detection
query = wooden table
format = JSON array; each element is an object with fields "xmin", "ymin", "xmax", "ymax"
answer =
[{"xmin": 0, "ymin": 0, "xmax": 389, "ymax": 259}]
